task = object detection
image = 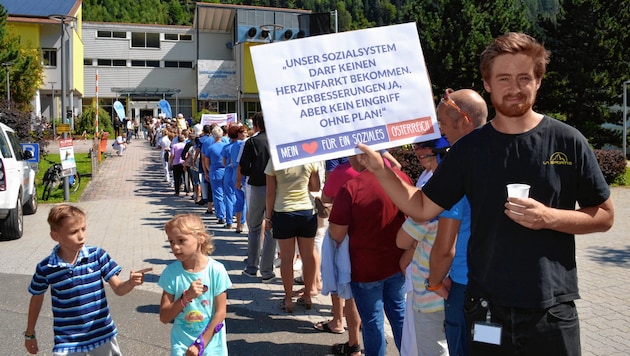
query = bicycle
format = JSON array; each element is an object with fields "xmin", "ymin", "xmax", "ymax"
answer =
[{"xmin": 41, "ymin": 160, "xmax": 81, "ymax": 201}]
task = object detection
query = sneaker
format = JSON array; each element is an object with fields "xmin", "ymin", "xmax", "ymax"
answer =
[
  {"xmin": 217, "ymin": 219, "xmax": 225, "ymax": 225},
  {"xmin": 242, "ymin": 270, "xmax": 257, "ymax": 278},
  {"xmin": 261, "ymin": 274, "xmax": 276, "ymax": 283}
]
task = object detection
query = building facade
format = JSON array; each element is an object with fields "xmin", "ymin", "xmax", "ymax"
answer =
[
  {"xmin": 2, "ymin": 0, "xmax": 328, "ymax": 128},
  {"xmin": 1, "ymin": 0, "xmax": 84, "ymax": 127}
]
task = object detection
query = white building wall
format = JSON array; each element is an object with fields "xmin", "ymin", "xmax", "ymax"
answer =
[
  {"xmin": 83, "ymin": 22, "xmax": 199, "ymax": 99},
  {"xmin": 197, "ymin": 31, "xmax": 234, "ymax": 60}
]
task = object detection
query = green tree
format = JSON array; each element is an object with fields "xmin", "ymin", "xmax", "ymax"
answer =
[
  {"xmin": 76, "ymin": 103, "xmax": 113, "ymax": 136},
  {"xmin": 169, "ymin": 0, "xmax": 188, "ymax": 25},
  {"xmin": 403, "ymin": 0, "xmax": 532, "ymax": 98},
  {"xmin": 537, "ymin": 0, "xmax": 630, "ymax": 147},
  {"xmin": 1, "ymin": 8, "xmax": 45, "ymax": 113}
]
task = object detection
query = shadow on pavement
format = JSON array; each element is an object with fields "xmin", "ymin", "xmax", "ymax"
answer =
[{"xmin": 586, "ymin": 245, "xmax": 630, "ymax": 266}]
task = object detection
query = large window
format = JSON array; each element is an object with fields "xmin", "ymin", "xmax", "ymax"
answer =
[
  {"xmin": 244, "ymin": 101, "xmax": 263, "ymax": 123},
  {"xmin": 170, "ymin": 99, "xmax": 193, "ymax": 118},
  {"xmin": 216, "ymin": 101, "xmax": 236, "ymax": 114},
  {"xmin": 131, "ymin": 32, "xmax": 160, "ymax": 48},
  {"xmin": 42, "ymin": 48, "xmax": 57, "ymax": 67},
  {"xmin": 200, "ymin": 101, "xmax": 237, "ymax": 115}
]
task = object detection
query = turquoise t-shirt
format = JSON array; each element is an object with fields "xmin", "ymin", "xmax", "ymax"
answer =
[{"xmin": 158, "ymin": 258, "xmax": 232, "ymax": 356}]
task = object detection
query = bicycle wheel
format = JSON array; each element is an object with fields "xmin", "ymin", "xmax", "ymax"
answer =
[
  {"xmin": 42, "ymin": 181, "xmax": 53, "ymax": 201},
  {"xmin": 70, "ymin": 173, "xmax": 81, "ymax": 192}
]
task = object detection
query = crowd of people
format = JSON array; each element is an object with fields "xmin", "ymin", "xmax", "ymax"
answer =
[{"xmin": 24, "ymin": 32, "xmax": 614, "ymax": 356}]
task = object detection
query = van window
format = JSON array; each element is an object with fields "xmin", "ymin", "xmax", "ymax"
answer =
[
  {"xmin": 6, "ymin": 130, "xmax": 23, "ymax": 160},
  {"xmin": 0, "ymin": 132, "xmax": 10, "ymax": 158}
]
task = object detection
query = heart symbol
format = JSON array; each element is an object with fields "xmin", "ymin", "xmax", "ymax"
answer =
[{"xmin": 302, "ymin": 141, "xmax": 318, "ymax": 154}]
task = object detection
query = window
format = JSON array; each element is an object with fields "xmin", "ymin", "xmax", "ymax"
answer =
[
  {"xmin": 131, "ymin": 60, "xmax": 160, "ymax": 68},
  {"xmin": 131, "ymin": 32, "xmax": 160, "ymax": 48},
  {"xmin": 164, "ymin": 61, "xmax": 194, "ymax": 69},
  {"xmin": 97, "ymin": 30, "xmax": 126, "ymax": 39},
  {"xmin": 216, "ymin": 101, "xmax": 236, "ymax": 114},
  {"xmin": 84, "ymin": 58, "xmax": 93, "ymax": 66},
  {"xmin": 164, "ymin": 33, "xmax": 193, "ymax": 41},
  {"xmin": 96, "ymin": 59, "xmax": 127, "ymax": 67},
  {"xmin": 97, "ymin": 59, "xmax": 111, "ymax": 66},
  {"xmin": 200, "ymin": 101, "xmax": 237, "ymax": 115},
  {"xmin": 42, "ymin": 48, "xmax": 57, "ymax": 67}
]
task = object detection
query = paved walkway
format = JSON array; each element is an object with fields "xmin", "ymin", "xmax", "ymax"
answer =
[
  {"xmin": 2, "ymin": 137, "xmax": 629, "ymax": 355},
  {"xmin": 3, "ymin": 137, "xmax": 396, "ymax": 355}
]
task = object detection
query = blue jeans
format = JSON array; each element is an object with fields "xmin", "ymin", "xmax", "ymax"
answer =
[
  {"xmin": 245, "ymin": 184, "xmax": 275, "ymax": 279},
  {"xmin": 464, "ymin": 295, "xmax": 580, "ymax": 355},
  {"xmin": 351, "ymin": 272, "xmax": 406, "ymax": 356},
  {"xmin": 445, "ymin": 281, "xmax": 468, "ymax": 356}
]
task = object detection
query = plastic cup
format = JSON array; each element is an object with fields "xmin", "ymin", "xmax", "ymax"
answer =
[{"xmin": 506, "ymin": 184, "xmax": 530, "ymax": 199}]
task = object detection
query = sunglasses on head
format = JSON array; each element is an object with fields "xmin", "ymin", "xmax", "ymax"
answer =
[{"xmin": 441, "ymin": 90, "xmax": 473, "ymax": 124}]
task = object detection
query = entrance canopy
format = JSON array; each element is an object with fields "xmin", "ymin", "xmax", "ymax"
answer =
[{"xmin": 111, "ymin": 87, "xmax": 182, "ymax": 98}]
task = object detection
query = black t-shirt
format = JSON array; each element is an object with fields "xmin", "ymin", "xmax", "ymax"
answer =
[
  {"xmin": 239, "ymin": 131, "xmax": 270, "ymax": 186},
  {"xmin": 423, "ymin": 116, "xmax": 610, "ymax": 308}
]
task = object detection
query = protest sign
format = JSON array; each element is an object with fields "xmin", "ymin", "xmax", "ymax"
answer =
[
  {"xmin": 251, "ymin": 22, "xmax": 440, "ymax": 170},
  {"xmin": 201, "ymin": 113, "xmax": 238, "ymax": 127}
]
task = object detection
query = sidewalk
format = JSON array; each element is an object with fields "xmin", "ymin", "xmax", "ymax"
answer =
[
  {"xmin": 15, "ymin": 137, "xmax": 397, "ymax": 355},
  {"xmin": 5, "ymin": 137, "xmax": 630, "ymax": 355}
]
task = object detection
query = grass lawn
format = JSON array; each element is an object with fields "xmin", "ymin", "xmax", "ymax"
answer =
[{"xmin": 36, "ymin": 152, "xmax": 94, "ymax": 203}]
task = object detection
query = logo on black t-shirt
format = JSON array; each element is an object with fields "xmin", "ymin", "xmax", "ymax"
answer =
[{"xmin": 544, "ymin": 152, "xmax": 573, "ymax": 166}]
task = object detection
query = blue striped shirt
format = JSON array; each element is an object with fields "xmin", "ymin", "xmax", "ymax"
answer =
[{"xmin": 28, "ymin": 245, "xmax": 122, "ymax": 353}]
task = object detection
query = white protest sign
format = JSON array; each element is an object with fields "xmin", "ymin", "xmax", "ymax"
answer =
[
  {"xmin": 200, "ymin": 113, "xmax": 238, "ymax": 127},
  {"xmin": 251, "ymin": 22, "xmax": 440, "ymax": 170}
]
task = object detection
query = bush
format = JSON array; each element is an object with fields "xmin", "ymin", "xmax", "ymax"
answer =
[
  {"xmin": 76, "ymin": 104, "xmax": 113, "ymax": 136},
  {"xmin": 594, "ymin": 149, "xmax": 626, "ymax": 185},
  {"xmin": 389, "ymin": 146, "xmax": 423, "ymax": 183}
]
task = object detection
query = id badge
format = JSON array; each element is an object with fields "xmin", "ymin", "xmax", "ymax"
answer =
[{"xmin": 473, "ymin": 321, "xmax": 502, "ymax": 345}]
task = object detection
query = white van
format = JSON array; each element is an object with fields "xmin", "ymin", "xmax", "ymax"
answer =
[{"xmin": 0, "ymin": 122, "xmax": 37, "ymax": 239}]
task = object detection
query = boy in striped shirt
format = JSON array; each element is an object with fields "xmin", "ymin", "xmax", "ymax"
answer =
[{"xmin": 24, "ymin": 204, "xmax": 151, "ymax": 355}]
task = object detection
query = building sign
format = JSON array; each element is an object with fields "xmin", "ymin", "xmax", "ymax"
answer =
[{"xmin": 198, "ymin": 60, "xmax": 238, "ymax": 101}]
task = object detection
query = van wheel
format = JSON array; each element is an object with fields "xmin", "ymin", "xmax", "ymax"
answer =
[
  {"xmin": 0, "ymin": 195, "xmax": 23, "ymax": 240},
  {"xmin": 23, "ymin": 185, "xmax": 38, "ymax": 215}
]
